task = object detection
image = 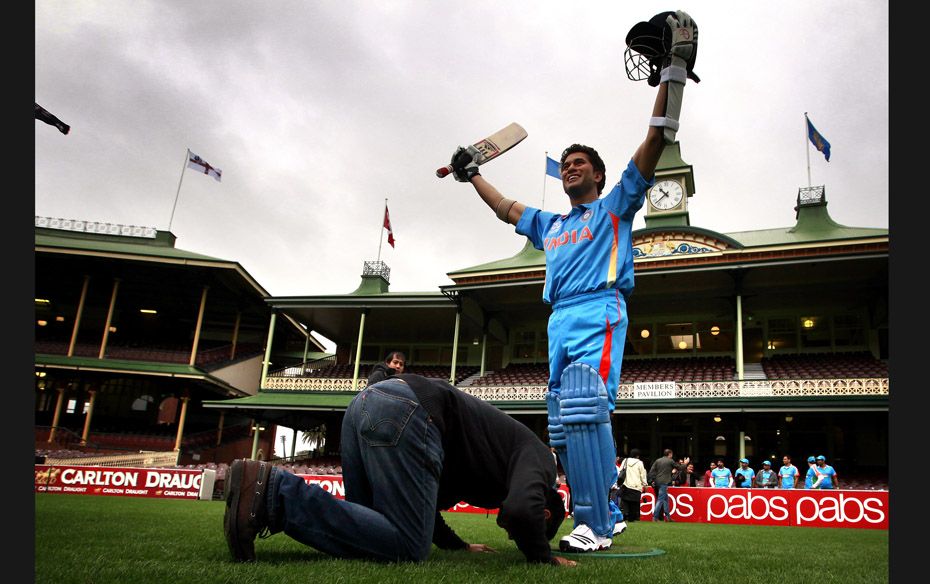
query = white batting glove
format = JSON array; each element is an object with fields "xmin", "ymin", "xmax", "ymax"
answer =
[{"xmin": 666, "ymin": 10, "xmax": 697, "ymax": 63}]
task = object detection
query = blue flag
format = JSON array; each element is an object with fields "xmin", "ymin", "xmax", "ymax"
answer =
[
  {"xmin": 806, "ymin": 116, "xmax": 831, "ymax": 162},
  {"xmin": 546, "ymin": 155, "xmax": 561, "ymax": 178}
]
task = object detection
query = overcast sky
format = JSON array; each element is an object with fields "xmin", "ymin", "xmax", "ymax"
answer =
[{"xmin": 36, "ymin": 1, "xmax": 888, "ymax": 304}]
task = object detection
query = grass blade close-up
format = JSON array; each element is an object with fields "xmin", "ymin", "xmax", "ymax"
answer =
[{"xmin": 35, "ymin": 494, "xmax": 888, "ymax": 584}]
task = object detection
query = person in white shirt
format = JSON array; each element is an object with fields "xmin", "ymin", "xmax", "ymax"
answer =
[{"xmin": 617, "ymin": 448, "xmax": 649, "ymax": 522}]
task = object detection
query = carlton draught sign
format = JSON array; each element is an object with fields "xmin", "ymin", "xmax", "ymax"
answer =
[{"xmin": 35, "ymin": 465, "xmax": 215, "ymax": 500}]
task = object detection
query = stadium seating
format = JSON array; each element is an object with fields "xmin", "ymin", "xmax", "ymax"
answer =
[
  {"xmin": 469, "ymin": 358, "xmax": 737, "ymax": 386},
  {"xmin": 761, "ymin": 352, "xmax": 887, "ymax": 380},
  {"xmin": 297, "ymin": 363, "xmax": 479, "ymax": 385}
]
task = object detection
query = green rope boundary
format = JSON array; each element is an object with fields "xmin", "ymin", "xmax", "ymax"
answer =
[{"xmin": 552, "ymin": 546, "xmax": 666, "ymax": 559}]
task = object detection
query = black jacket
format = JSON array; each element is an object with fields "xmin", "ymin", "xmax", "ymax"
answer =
[
  {"xmin": 396, "ymin": 374, "xmax": 560, "ymax": 564},
  {"xmin": 367, "ymin": 362, "xmax": 398, "ymax": 385}
]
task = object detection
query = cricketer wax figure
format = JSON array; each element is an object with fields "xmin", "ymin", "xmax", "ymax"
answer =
[{"xmin": 448, "ymin": 10, "xmax": 700, "ymax": 553}]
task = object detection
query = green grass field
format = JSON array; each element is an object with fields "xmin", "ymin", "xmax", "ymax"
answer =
[{"xmin": 35, "ymin": 494, "xmax": 888, "ymax": 584}]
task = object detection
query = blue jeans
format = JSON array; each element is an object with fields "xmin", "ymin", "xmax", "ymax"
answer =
[
  {"xmin": 653, "ymin": 483, "xmax": 670, "ymax": 521},
  {"xmin": 265, "ymin": 379, "xmax": 444, "ymax": 561}
]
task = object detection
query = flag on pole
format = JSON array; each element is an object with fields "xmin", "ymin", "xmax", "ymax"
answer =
[
  {"xmin": 383, "ymin": 204, "xmax": 395, "ymax": 248},
  {"xmin": 806, "ymin": 116, "xmax": 831, "ymax": 162},
  {"xmin": 187, "ymin": 151, "xmax": 223, "ymax": 181},
  {"xmin": 546, "ymin": 155, "xmax": 561, "ymax": 178},
  {"xmin": 35, "ymin": 102, "xmax": 70, "ymax": 135}
]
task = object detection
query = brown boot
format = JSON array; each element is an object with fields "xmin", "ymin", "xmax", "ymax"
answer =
[{"xmin": 224, "ymin": 459, "xmax": 272, "ymax": 562}]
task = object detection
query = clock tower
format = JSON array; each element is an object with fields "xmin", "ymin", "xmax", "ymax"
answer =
[{"xmin": 644, "ymin": 141, "xmax": 695, "ymax": 228}]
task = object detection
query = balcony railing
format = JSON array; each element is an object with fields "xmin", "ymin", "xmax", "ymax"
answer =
[{"xmin": 263, "ymin": 376, "xmax": 889, "ymax": 400}]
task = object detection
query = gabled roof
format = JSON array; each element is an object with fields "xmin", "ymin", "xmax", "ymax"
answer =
[
  {"xmin": 36, "ymin": 229, "xmax": 225, "ymax": 262},
  {"xmin": 446, "ymin": 239, "xmax": 543, "ymax": 278},
  {"xmin": 35, "ymin": 354, "xmax": 248, "ymax": 397},
  {"xmin": 445, "ymin": 193, "xmax": 887, "ymax": 283},
  {"xmin": 35, "ymin": 226, "xmax": 270, "ymax": 297},
  {"xmin": 724, "ymin": 205, "xmax": 888, "ymax": 247},
  {"xmin": 35, "ymin": 222, "xmax": 322, "ymax": 351},
  {"xmin": 203, "ymin": 391, "xmax": 355, "ymax": 412}
]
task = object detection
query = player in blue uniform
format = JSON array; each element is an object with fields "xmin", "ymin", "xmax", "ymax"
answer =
[
  {"xmin": 710, "ymin": 459, "xmax": 733, "ymax": 488},
  {"xmin": 447, "ymin": 10, "xmax": 699, "ymax": 553},
  {"xmin": 779, "ymin": 455, "xmax": 800, "ymax": 489},
  {"xmin": 804, "ymin": 456, "xmax": 817, "ymax": 488},
  {"xmin": 754, "ymin": 460, "xmax": 777, "ymax": 488},
  {"xmin": 734, "ymin": 458, "xmax": 755, "ymax": 487},
  {"xmin": 812, "ymin": 455, "xmax": 839, "ymax": 489}
]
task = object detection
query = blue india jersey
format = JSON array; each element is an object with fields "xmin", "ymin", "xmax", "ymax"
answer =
[
  {"xmin": 711, "ymin": 467, "xmax": 732, "ymax": 487},
  {"xmin": 734, "ymin": 467, "xmax": 754, "ymax": 487},
  {"xmin": 816, "ymin": 465, "xmax": 837, "ymax": 489},
  {"xmin": 516, "ymin": 159, "xmax": 651, "ymax": 304},
  {"xmin": 805, "ymin": 466, "xmax": 817, "ymax": 488},
  {"xmin": 779, "ymin": 464, "xmax": 799, "ymax": 488}
]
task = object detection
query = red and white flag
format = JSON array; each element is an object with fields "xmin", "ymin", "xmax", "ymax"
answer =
[
  {"xmin": 187, "ymin": 151, "xmax": 222, "ymax": 182},
  {"xmin": 383, "ymin": 205, "xmax": 395, "ymax": 248}
]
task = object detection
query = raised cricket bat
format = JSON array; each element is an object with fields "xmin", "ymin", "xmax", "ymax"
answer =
[{"xmin": 436, "ymin": 122, "xmax": 528, "ymax": 178}]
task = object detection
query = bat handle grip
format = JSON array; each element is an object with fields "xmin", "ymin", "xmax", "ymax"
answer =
[{"xmin": 436, "ymin": 165, "xmax": 453, "ymax": 178}]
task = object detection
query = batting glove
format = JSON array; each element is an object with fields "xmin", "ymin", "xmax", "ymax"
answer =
[
  {"xmin": 666, "ymin": 10, "xmax": 697, "ymax": 63},
  {"xmin": 450, "ymin": 145, "xmax": 481, "ymax": 182}
]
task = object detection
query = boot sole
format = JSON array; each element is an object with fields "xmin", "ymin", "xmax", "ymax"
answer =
[
  {"xmin": 224, "ymin": 461, "xmax": 254, "ymax": 562},
  {"xmin": 559, "ymin": 539, "xmax": 611, "ymax": 553}
]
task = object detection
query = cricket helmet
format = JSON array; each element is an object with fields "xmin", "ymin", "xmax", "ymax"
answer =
[{"xmin": 624, "ymin": 11, "xmax": 700, "ymax": 86}]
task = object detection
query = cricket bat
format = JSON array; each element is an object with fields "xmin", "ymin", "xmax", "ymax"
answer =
[{"xmin": 436, "ymin": 122, "xmax": 528, "ymax": 178}]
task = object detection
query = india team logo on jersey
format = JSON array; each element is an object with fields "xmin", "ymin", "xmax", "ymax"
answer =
[
  {"xmin": 581, "ymin": 210, "xmax": 592, "ymax": 222},
  {"xmin": 545, "ymin": 226, "xmax": 594, "ymax": 250}
]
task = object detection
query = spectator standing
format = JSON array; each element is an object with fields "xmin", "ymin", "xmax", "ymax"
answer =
[
  {"xmin": 812, "ymin": 455, "xmax": 840, "ymax": 489},
  {"xmin": 366, "ymin": 351, "xmax": 407, "ymax": 385},
  {"xmin": 710, "ymin": 459, "xmax": 733, "ymax": 488},
  {"xmin": 755, "ymin": 460, "xmax": 778, "ymax": 488},
  {"xmin": 648, "ymin": 449, "xmax": 686, "ymax": 522},
  {"xmin": 734, "ymin": 458, "xmax": 755, "ymax": 488},
  {"xmin": 676, "ymin": 462, "xmax": 697, "ymax": 487},
  {"xmin": 778, "ymin": 455, "xmax": 800, "ymax": 489},
  {"xmin": 804, "ymin": 456, "xmax": 818, "ymax": 489},
  {"xmin": 618, "ymin": 448, "xmax": 648, "ymax": 522},
  {"xmin": 702, "ymin": 461, "xmax": 715, "ymax": 487}
]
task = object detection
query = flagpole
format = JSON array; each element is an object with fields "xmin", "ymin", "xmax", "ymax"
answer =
[
  {"xmin": 804, "ymin": 113, "xmax": 812, "ymax": 187},
  {"xmin": 542, "ymin": 151, "xmax": 548, "ymax": 209},
  {"xmin": 168, "ymin": 148, "xmax": 189, "ymax": 232},
  {"xmin": 377, "ymin": 198, "xmax": 386, "ymax": 262}
]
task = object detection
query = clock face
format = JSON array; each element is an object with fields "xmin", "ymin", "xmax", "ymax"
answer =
[{"xmin": 649, "ymin": 179, "xmax": 684, "ymax": 211}]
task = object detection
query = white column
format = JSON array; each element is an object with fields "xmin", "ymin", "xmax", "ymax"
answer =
[
  {"xmin": 260, "ymin": 311, "xmax": 277, "ymax": 387},
  {"xmin": 189, "ymin": 286, "xmax": 209, "ymax": 366},
  {"xmin": 736, "ymin": 295, "xmax": 744, "ymax": 381},
  {"xmin": 98, "ymin": 279, "xmax": 120, "ymax": 359},
  {"xmin": 479, "ymin": 332, "xmax": 488, "ymax": 377},
  {"xmin": 449, "ymin": 310, "xmax": 461, "ymax": 383},
  {"xmin": 351, "ymin": 310, "xmax": 367, "ymax": 390},
  {"xmin": 67, "ymin": 275, "xmax": 90, "ymax": 357}
]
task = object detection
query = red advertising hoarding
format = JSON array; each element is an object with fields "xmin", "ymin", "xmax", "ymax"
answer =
[
  {"xmin": 297, "ymin": 476, "xmax": 887, "ymax": 529},
  {"xmin": 35, "ymin": 465, "xmax": 209, "ymax": 499},
  {"xmin": 638, "ymin": 486, "xmax": 887, "ymax": 529},
  {"xmin": 36, "ymin": 467, "xmax": 887, "ymax": 529}
]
